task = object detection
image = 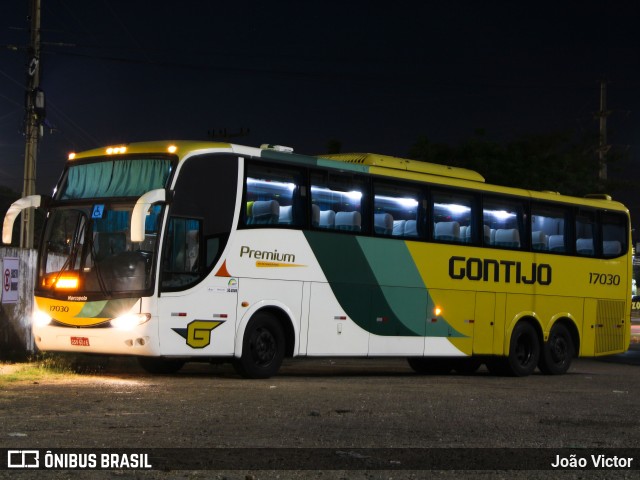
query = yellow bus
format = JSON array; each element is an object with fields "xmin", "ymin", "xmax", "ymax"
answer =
[{"xmin": 3, "ymin": 141, "xmax": 632, "ymax": 377}]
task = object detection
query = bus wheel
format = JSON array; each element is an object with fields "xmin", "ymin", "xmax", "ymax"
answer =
[
  {"xmin": 538, "ymin": 323, "xmax": 574, "ymax": 375},
  {"xmin": 506, "ymin": 322, "xmax": 540, "ymax": 377},
  {"xmin": 137, "ymin": 357, "xmax": 185, "ymax": 374},
  {"xmin": 407, "ymin": 358, "xmax": 452, "ymax": 375},
  {"xmin": 234, "ymin": 312, "xmax": 285, "ymax": 379}
]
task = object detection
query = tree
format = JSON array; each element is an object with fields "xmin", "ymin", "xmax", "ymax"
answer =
[{"xmin": 408, "ymin": 130, "xmax": 624, "ymax": 197}]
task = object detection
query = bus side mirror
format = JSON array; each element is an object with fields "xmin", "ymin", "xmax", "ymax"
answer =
[
  {"xmin": 131, "ymin": 189, "xmax": 166, "ymax": 242},
  {"xmin": 2, "ymin": 195, "xmax": 42, "ymax": 244}
]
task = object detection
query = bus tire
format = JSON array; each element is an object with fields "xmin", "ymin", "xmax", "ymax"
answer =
[
  {"xmin": 538, "ymin": 323, "xmax": 574, "ymax": 375},
  {"xmin": 137, "ymin": 356, "xmax": 185, "ymax": 374},
  {"xmin": 234, "ymin": 312, "xmax": 285, "ymax": 379},
  {"xmin": 505, "ymin": 321, "xmax": 540, "ymax": 377},
  {"xmin": 407, "ymin": 357, "xmax": 452, "ymax": 375}
]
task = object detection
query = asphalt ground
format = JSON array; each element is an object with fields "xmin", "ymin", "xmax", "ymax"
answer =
[{"xmin": 1, "ymin": 343, "xmax": 640, "ymax": 479}]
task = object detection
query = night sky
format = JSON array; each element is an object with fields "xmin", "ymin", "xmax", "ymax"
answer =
[{"xmin": 1, "ymin": 1, "xmax": 639, "ymax": 209}]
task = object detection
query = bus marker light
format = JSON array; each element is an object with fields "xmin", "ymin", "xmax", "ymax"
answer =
[
  {"xmin": 334, "ymin": 316, "xmax": 346, "ymax": 320},
  {"xmin": 171, "ymin": 312, "xmax": 187, "ymax": 317},
  {"xmin": 434, "ymin": 307, "xmax": 442, "ymax": 316},
  {"xmin": 167, "ymin": 145, "xmax": 178, "ymax": 153},
  {"xmin": 241, "ymin": 301, "xmax": 249, "ymax": 307},
  {"xmin": 54, "ymin": 274, "xmax": 79, "ymax": 290},
  {"xmin": 68, "ymin": 152, "xmax": 76, "ymax": 160},
  {"xmin": 106, "ymin": 146, "xmax": 127, "ymax": 155},
  {"xmin": 213, "ymin": 314, "xmax": 228, "ymax": 318}
]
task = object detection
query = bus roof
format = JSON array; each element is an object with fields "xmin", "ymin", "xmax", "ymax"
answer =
[
  {"xmin": 318, "ymin": 153, "xmax": 486, "ymax": 183},
  {"xmin": 66, "ymin": 140, "xmax": 628, "ymax": 213}
]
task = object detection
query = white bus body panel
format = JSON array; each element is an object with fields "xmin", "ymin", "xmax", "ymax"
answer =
[{"xmin": 157, "ymin": 276, "xmax": 238, "ymax": 356}]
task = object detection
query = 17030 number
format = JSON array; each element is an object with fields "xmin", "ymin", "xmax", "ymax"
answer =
[{"xmin": 589, "ymin": 272, "xmax": 621, "ymax": 285}]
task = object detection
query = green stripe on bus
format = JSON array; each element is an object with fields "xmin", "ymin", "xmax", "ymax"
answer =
[{"xmin": 304, "ymin": 231, "xmax": 464, "ymax": 337}]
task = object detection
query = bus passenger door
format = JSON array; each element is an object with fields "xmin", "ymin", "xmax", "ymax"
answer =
[{"xmin": 157, "ymin": 278, "xmax": 238, "ymax": 356}]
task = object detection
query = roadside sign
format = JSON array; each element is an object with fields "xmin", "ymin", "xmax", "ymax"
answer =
[{"xmin": 1, "ymin": 257, "xmax": 19, "ymax": 304}]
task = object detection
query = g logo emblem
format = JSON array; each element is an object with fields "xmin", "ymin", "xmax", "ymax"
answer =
[{"xmin": 173, "ymin": 320, "xmax": 223, "ymax": 349}]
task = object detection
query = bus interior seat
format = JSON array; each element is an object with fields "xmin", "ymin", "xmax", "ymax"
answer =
[
  {"xmin": 374, "ymin": 213, "xmax": 394, "ymax": 235},
  {"xmin": 335, "ymin": 211, "xmax": 362, "ymax": 232},
  {"xmin": 311, "ymin": 204, "xmax": 320, "ymax": 227},
  {"xmin": 318, "ymin": 209, "xmax": 336, "ymax": 228},
  {"xmin": 494, "ymin": 228, "xmax": 520, "ymax": 248},
  {"xmin": 484, "ymin": 225, "xmax": 491, "ymax": 244},
  {"xmin": 576, "ymin": 238, "xmax": 594, "ymax": 255},
  {"xmin": 318, "ymin": 210, "xmax": 336, "ymax": 228},
  {"xmin": 531, "ymin": 230, "xmax": 547, "ymax": 250},
  {"xmin": 548, "ymin": 235, "xmax": 565, "ymax": 252},
  {"xmin": 249, "ymin": 200, "xmax": 280, "ymax": 224},
  {"xmin": 434, "ymin": 221, "xmax": 460, "ymax": 241},
  {"xmin": 186, "ymin": 230, "xmax": 199, "ymax": 271},
  {"xmin": 404, "ymin": 220, "xmax": 418, "ymax": 237},
  {"xmin": 392, "ymin": 220, "xmax": 406, "ymax": 236},
  {"xmin": 464, "ymin": 226, "xmax": 473, "ymax": 243},
  {"xmin": 603, "ymin": 240, "xmax": 621, "ymax": 256},
  {"xmin": 279, "ymin": 205, "xmax": 293, "ymax": 224}
]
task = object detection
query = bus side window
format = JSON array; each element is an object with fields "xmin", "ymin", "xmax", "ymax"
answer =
[
  {"xmin": 432, "ymin": 190, "xmax": 475, "ymax": 244},
  {"xmin": 576, "ymin": 210, "xmax": 596, "ymax": 256},
  {"xmin": 245, "ymin": 163, "xmax": 302, "ymax": 227},
  {"xmin": 310, "ymin": 172, "xmax": 366, "ymax": 233},
  {"xmin": 373, "ymin": 181, "xmax": 422, "ymax": 238},
  {"xmin": 483, "ymin": 198, "xmax": 524, "ymax": 249},
  {"xmin": 601, "ymin": 212, "xmax": 627, "ymax": 258},
  {"xmin": 530, "ymin": 204, "xmax": 568, "ymax": 252},
  {"xmin": 161, "ymin": 217, "xmax": 201, "ymax": 288}
]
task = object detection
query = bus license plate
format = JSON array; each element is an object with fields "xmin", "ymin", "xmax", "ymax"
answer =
[{"xmin": 70, "ymin": 337, "xmax": 90, "ymax": 347}]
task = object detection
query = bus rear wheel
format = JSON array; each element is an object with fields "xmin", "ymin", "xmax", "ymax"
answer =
[
  {"xmin": 538, "ymin": 323, "xmax": 574, "ymax": 375},
  {"xmin": 234, "ymin": 312, "xmax": 285, "ymax": 379},
  {"xmin": 505, "ymin": 321, "xmax": 540, "ymax": 377}
]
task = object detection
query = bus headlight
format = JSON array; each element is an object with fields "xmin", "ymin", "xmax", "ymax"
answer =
[
  {"xmin": 33, "ymin": 309, "xmax": 52, "ymax": 327},
  {"xmin": 110, "ymin": 313, "xmax": 151, "ymax": 330}
]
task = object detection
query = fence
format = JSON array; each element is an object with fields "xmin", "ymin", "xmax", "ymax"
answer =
[{"xmin": 0, "ymin": 247, "xmax": 37, "ymax": 359}]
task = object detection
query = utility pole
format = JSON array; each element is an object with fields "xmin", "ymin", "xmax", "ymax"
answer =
[
  {"xmin": 597, "ymin": 80, "xmax": 611, "ymax": 183},
  {"xmin": 20, "ymin": 0, "xmax": 43, "ymax": 249}
]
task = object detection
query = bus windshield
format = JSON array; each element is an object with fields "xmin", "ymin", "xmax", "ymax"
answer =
[{"xmin": 38, "ymin": 203, "xmax": 163, "ymax": 299}]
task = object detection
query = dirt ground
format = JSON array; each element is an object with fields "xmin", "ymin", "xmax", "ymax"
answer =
[{"xmin": 1, "ymin": 352, "xmax": 640, "ymax": 480}]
